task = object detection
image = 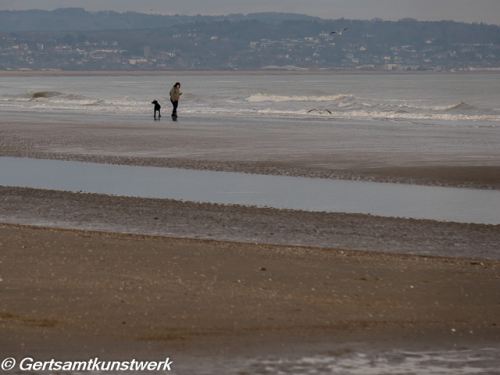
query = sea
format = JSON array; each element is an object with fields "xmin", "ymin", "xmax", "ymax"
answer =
[
  {"xmin": 1, "ymin": 73, "xmax": 500, "ymax": 375},
  {"xmin": 0, "ymin": 73, "xmax": 500, "ymax": 125}
]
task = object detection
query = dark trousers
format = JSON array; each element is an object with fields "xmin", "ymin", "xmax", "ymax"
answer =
[{"xmin": 171, "ymin": 100, "xmax": 178, "ymax": 114}]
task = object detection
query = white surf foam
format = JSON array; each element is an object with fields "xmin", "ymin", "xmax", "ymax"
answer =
[{"xmin": 247, "ymin": 93, "xmax": 351, "ymax": 102}]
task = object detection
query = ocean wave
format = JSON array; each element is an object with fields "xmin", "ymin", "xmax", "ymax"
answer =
[
  {"xmin": 445, "ymin": 101, "xmax": 476, "ymax": 111},
  {"xmin": 339, "ymin": 100, "xmax": 479, "ymax": 113},
  {"xmin": 29, "ymin": 91, "xmax": 64, "ymax": 99},
  {"xmin": 83, "ymin": 99, "xmax": 103, "ymax": 106},
  {"xmin": 254, "ymin": 108, "xmax": 500, "ymax": 123},
  {"xmin": 65, "ymin": 93, "xmax": 86, "ymax": 100},
  {"xmin": 393, "ymin": 101, "xmax": 476, "ymax": 112},
  {"xmin": 0, "ymin": 97, "xmax": 32, "ymax": 102},
  {"xmin": 247, "ymin": 95, "xmax": 484, "ymax": 117},
  {"xmin": 1, "ymin": 91, "xmax": 497, "ymax": 124},
  {"xmin": 121, "ymin": 95, "xmax": 139, "ymax": 102},
  {"xmin": 247, "ymin": 93, "xmax": 352, "ymax": 102},
  {"xmin": 335, "ymin": 109, "xmax": 498, "ymax": 122}
]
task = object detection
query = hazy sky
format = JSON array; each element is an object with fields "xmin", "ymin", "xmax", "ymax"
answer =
[{"xmin": 0, "ymin": 0, "xmax": 499, "ymax": 24}]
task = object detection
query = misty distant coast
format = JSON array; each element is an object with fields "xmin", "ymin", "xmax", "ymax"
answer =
[{"xmin": 1, "ymin": 8, "xmax": 499, "ymax": 72}]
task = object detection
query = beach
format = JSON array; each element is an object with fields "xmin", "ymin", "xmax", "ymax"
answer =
[
  {"xmin": 1, "ymin": 74, "xmax": 500, "ymax": 373},
  {"xmin": 0, "ymin": 223, "xmax": 499, "ymax": 373},
  {"xmin": 2, "ymin": 111, "xmax": 500, "ymax": 189}
]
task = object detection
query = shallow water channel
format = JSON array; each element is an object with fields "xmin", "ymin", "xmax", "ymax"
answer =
[{"xmin": 1, "ymin": 157, "xmax": 499, "ymax": 225}]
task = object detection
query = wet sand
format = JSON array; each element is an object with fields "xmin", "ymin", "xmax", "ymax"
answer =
[
  {"xmin": 1, "ymin": 224, "xmax": 499, "ymax": 366},
  {"xmin": 1, "ymin": 112, "xmax": 500, "ymax": 370},
  {"xmin": 1, "ymin": 112, "xmax": 500, "ymax": 189},
  {"xmin": 1, "ymin": 186, "xmax": 500, "ymax": 260}
]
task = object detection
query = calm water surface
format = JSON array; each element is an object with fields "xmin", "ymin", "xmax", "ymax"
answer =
[{"xmin": 1, "ymin": 157, "xmax": 499, "ymax": 225}]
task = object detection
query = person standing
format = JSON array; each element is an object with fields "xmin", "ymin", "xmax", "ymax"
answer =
[{"xmin": 169, "ymin": 82, "xmax": 182, "ymax": 117}]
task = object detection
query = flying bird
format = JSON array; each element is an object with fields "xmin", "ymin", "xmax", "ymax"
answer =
[
  {"xmin": 307, "ymin": 108, "xmax": 332, "ymax": 114},
  {"xmin": 331, "ymin": 28, "xmax": 348, "ymax": 35}
]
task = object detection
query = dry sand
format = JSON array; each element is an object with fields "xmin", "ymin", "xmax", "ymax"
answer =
[{"xmin": 1, "ymin": 112, "xmax": 500, "ymax": 371}]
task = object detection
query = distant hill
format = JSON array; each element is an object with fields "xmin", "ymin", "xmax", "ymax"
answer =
[
  {"xmin": 0, "ymin": 8, "xmax": 323, "ymax": 32},
  {"xmin": 1, "ymin": 8, "xmax": 498, "ymax": 71}
]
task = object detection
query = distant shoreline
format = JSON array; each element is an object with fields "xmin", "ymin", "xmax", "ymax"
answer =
[{"xmin": 0, "ymin": 70, "xmax": 498, "ymax": 77}]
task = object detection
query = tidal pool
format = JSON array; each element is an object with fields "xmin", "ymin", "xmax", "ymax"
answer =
[{"xmin": 1, "ymin": 157, "xmax": 499, "ymax": 225}]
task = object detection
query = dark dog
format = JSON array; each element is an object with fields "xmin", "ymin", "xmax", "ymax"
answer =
[{"xmin": 151, "ymin": 100, "xmax": 161, "ymax": 118}]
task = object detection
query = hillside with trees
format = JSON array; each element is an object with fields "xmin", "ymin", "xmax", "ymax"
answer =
[{"xmin": 1, "ymin": 8, "xmax": 499, "ymax": 71}]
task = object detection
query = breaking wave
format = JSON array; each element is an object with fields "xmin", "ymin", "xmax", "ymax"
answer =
[
  {"xmin": 29, "ymin": 91, "xmax": 64, "ymax": 99},
  {"xmin": 446, "ymin": 101, "xmax": 476, "ymax": 111},
  {"xmin": 239, "ymin": 348, "xmax": 500, "ymax": 375},
  {"xmin": 0, "ymin": 78, "xmax": 498, "ymax": 126},
  {"xmin": 247, "ymin": 93, "xmax": 352, "ymax": 102},
  {"xmin": 301, "ymin": 109, "xmax": 499, "ymax": 122},
  {"xmin": 243, "ymin": 94, "xmax": 498, "ymax": 123},
  {"xmin": 245, "ymin": 93, "xmax": 489, "ymax": 118},
  {"xmin": 252, "ymin": 107, "xmax": 499, "ymax": 122}
]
